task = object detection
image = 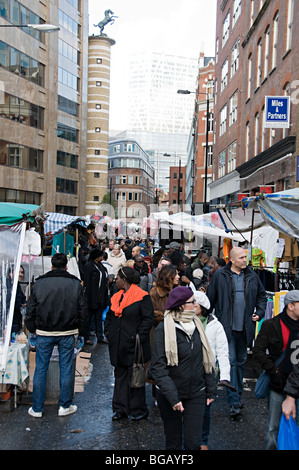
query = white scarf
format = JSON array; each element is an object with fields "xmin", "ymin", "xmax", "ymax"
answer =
[{"xmin": 164, "ymin": 309, "xmax": 215, "ymax": 374}]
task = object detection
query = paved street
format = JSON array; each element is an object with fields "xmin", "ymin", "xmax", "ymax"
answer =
[{"xmin": 0, "ymin": 341, "xmax": 269, "ymax": 452}]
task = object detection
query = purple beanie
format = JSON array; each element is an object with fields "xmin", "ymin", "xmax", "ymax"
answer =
[{"xmin": 165, "ymin": 286, "xmax": 193, "ymax": 310}]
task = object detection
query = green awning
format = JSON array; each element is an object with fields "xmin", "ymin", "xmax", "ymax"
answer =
[{"xmin": 0, "ymin": 203, "xmax": 40, "ymax": 226}]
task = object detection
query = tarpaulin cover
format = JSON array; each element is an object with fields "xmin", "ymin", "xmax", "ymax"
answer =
[
  {"xmin": 242, "ymin": 188, "xmax": 299, "ymax": 239},
  {"xmin": 0, "ymin": 203, "xmax": 40, "ymax": 226}
]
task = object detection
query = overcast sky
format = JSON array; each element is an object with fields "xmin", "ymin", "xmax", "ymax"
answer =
[{"xmin": 88, "ymin": 1, "xmax": 217, "ymax": 130}]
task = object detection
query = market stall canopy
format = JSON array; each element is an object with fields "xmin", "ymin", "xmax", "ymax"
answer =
[
  {"xmin": 241, "ymin": 188, "xmax": 299, "ymax": 239},
  {"xmin": 148, "ymin": 211, "xmax": 245, "ymax": 241},
  {"xmin": 44, "ymin": 212, "xmax": 88, "ymax": 234},
  {"xmin": 0, "ymin": 203, "xmax": 41, "ymax": 226}
]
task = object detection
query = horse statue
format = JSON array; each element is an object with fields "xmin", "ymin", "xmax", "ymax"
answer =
[{"xmin": 94, "ymin": 9, "xmax": 118, "ymax": 35}]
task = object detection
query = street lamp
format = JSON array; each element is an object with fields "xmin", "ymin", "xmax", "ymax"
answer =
[
  {"xmin": 177, "ymin": 89, "xmax": 210, "ymax": 214},
  {"xmin": 0, "ymin": 24, "xmax": 60, "ymax": 32}
]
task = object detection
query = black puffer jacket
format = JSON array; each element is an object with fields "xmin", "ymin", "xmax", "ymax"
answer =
[
  {"xmin": 25, "ymin": 270, "xmax": 88, "ymax": 336},
  {"xmin": 206, "ymin": 263, "xmax": 267, "ymax": 345},
  {"xmin": 150, "ymin": 322, "xmax": 217, "ymax": 407}
]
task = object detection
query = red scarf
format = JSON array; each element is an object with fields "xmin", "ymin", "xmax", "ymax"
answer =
[{"xmin": 111, "ymin": 284, "xmax": 148, "ymax": 317}]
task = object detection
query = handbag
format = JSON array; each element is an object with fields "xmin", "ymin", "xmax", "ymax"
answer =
[
  {"xmin": 255, "ymin": 350, "xmax": 286, "ymax": 399},
  {"xmin": 131, "ymin": 334, "xmax": 146, "ymax": 388},
  {"xmin": 278, "ymin": 415, "xmax": 299, "ymax": 450}
]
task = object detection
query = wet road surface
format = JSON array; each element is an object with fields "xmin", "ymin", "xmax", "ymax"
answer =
[{"xmin": 0, "ymin": 341, "xmax": 269, "ymax": 452}]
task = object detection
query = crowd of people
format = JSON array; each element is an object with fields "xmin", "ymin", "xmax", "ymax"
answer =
[{"xmin": 22, "ymin": 234, "xmax": 299, "ymax": 451}]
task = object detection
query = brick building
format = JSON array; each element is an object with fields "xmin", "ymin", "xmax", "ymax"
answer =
[
  {"xmin": 211, "ymin": 0, "xmax": 298, "ymax": 206},
  {"xmin": 168, "ymin": 164, "xmax": 186, "ymax": 209}
]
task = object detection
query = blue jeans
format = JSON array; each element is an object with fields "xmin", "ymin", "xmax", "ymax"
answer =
[
  {"xmin": 266, "ymin": 389, "xmax": 299, "ymax": 450},
  {"xmin": 32, "ymin": 335, "xmax": 75, "ymax": 412},
  {"xmin": 227, "ymin": 331, "xmax": 248, "ymax": 406}
]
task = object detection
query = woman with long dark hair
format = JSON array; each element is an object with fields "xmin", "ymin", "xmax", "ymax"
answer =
[{"xmin": 104, "ymin": 267, "xmax": 154, "ymax": 421}]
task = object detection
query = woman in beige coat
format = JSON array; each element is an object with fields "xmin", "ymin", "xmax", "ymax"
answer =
[{"xmin": 108, "ymin": 244, "xmax": 127, "ymax": 276}]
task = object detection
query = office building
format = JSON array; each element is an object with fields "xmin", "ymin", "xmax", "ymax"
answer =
[{"xmin": 0, "ymin": 0, "xmax": 88, "ymax": 215}]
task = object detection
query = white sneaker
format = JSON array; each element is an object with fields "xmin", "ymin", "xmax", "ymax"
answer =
[
  {"xmin": 28, "ymin": 407, "xmax": 42, "ymax": 418},
  {"xmin": 58, "ymin": 404, "xmax": 77, "ymax": 416}
]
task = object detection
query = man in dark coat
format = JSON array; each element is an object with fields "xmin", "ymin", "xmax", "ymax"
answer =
[
  {"xmin": 25, "ymin": 253, "xmax": 88, "ymax": 418},
  {"xmin": 207, "ymin": 247, "xmax": 266, "ymax": 418},
  {"xmin": 82, "ymin": 247, "xmax": 108, "ymax": 344}
]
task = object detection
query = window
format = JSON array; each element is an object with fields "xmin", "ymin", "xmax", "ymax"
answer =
[
  {"xmin": 123, "ymin": 143, "xmax": 136, "ymax": 152},
  {"xmin": 121, "ymin": 192, "xmax": 126, "ymax": 201},
  {"xmin": 286, "ymin": 0, "xmax": 294, "ymax": 51},
  {"xmin": 250, "ymin": 0, "xmax": 255, "ymax": 28},
  {"xmin": 128, "ymin": 175, "xmax": 133, "ymax": 184},
  {"xmin": 57, "ymin": 150, "xmax": 78, "ymax": 169},
  {"xmin": 95, "ymin": 150, "xmax": 100, "ymax": 155},
  {"xmin": 113, "ymin": 145, "xmax": 120, "ymax": 154},
  {"xmin": 228, "ymin": 141, "xmax": 237, "ymax": 172},
  {"xmin": 229, "ymin": 91, "xmax": 238, "ymax": 126},
  {"xmin": 272, "ymin": 12, "xmax": 279, "ymax": 70},
  {"xmin": 58, "ymin": 95, "xmax": 78, "ymax": 116},
  {"xmin": 256, "ymin": 38, "xmax": 262, "ymax": 88},
  {"xmin": 261, "ymin": 106, "xmax": 266, "ymax": 151},
  {"xmin": 121, "ymin": 175, "xmax": 127, "ymax": 184},
  {"xmin": 220, "ymin": 104, "xmax": 227, "ymax": 136},
  {"xmin": 57, "ymin": 122, "xmax": 78, "ymax": 143},
  {"xmin": 221, "ymin": 58, "xmax": 228, "ymax": 91},
  {"xmin": 128, "ymin": 192, "xmax": 133, "ymax": 201},
  {"xmin": 245, "ymin": 122, "xmax": 250, "ymax": 161},
  {"xmin": 94, "ymin": 196, "xmax": 99, "ymax": 201},
  {"xmin": 247, "ymin": 54, "xmax": 252, "ymax": 99},
  {"xmin": 96, "ymin": 58, "xmax": 102, "ymax": 64},
  {"xmin": 95, "ymin": 104, "xmax": 101, "ymax": 109},
  {"xmin": 232, "ymin": 0, "xmax": 241, "ymax": 28},
  {"xmin": 216, "ymin": 38, "xmax": 219, "ymax": 63},
  {"xmin": 222, "ymin": 12, "xmax": 230, "ymax": 47},
  {"xmin": 219, "ymin": 150, "xmax": 226, "ymax": 178},
  {"xmin": 263, "ymin": 26, "xmax": 270, "ymax": 79},
  {"xmin": 56, "ymin": 177, "xmax": 78, "ymax": 194},
  {"xmin": 94, "ymin": 172, "xmax": 100, "ymax": 178},
  {"xmin": 95, "ymin": 127, "xmax": 101, "ymax": 132},
  {"xmin": 96, "ymin": 81, "xmax": 102, "ymax": 86},
  {"xmin": 231, "ymin": 39, "xmax": 240, "ymax": 78}
]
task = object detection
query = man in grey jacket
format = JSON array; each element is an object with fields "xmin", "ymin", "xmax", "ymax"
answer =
[
  {"xmin": 207, "ymin": 247, "xmax": 267, "ymax": 418},
  {"xmin": 25, "ymin": 253, "xmax": 88, "ymax": 418}
]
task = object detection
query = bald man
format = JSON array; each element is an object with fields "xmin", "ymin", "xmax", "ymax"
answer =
[{"xmin": 207, "ymin": 247, "xmax": 267, "ymax": 418}]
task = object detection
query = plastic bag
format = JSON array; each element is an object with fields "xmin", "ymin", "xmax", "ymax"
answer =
[{"xmin": 277, "ymin": 415, "xmax": 299, "ymax": 450}]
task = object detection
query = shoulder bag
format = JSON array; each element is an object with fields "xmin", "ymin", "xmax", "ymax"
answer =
[
  {"xmin": 131, "ymin": 334, "xmax": 146, "ymax": 388},
  {"xmin": 255, "ymin": 349, "xmax": 286, "ymax": 399}
]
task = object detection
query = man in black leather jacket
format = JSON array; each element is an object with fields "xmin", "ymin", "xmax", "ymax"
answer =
[
  {"xmin": 207, "ymin": 247, "xmax": 266, "ymax": 418},
  {"xmin": 25, "ymin": 253, "xmax": 88, "ymax": 418}
]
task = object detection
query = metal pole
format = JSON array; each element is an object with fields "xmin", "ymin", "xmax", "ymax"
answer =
[
  {"xmin": 177, "ymin": 158, "xmax": 181, "ymax": 210},
  {"xmin": 204, "ymin": 96, "xmax": 209, "ymax": 214}
]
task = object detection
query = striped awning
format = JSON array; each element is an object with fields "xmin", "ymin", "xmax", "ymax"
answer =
[{"xmin": 44, "ymin": 212, "xmax": 88, "ymax": 235}]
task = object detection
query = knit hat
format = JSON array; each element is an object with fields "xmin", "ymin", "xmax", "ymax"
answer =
[
  {"xmin": 193, "ymin": 268, "xmax": 204, "ymax": 279},
  {"xmin": 165, "ymin": 286, "xmax": 193, "ymax": 310},
  {"xmin": 284, "ymin": 290, "xmax": 299, "ymax": 305},
  {"xmin": 194, "ymin": 291, "xmax": 210, "ymax": 310},
  {"xmin": 89, "ymin": 247, "xmax": 102, "ymax": 260}
]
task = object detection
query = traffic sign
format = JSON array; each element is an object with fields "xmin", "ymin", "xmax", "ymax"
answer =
[{"xmin": 264, "ymin": 96, "xmax": 290, "ymax": 128}]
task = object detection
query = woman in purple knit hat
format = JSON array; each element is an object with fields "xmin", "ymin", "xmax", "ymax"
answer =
[{"xmin": 150, "ymin": 286, "xmax": 217, "ymax": 450}]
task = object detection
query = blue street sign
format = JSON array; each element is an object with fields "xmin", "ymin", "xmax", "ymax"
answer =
[{"xmin": 264, "ymin": 96, "xmax": 290, "ymax": 128}]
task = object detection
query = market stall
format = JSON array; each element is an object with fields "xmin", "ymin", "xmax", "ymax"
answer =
[{"xmin": 0, "ymin": 203, "xmax": 45, "ymax": 407}]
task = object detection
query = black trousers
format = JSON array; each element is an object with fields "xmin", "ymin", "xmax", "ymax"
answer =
[
  {"xmin": 157, "ymin": 389, "xmax": 206, "ymax": 450},
  {"xmin": 113, "ymin": 365, "xmax": 148, "ymax": 417}
]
